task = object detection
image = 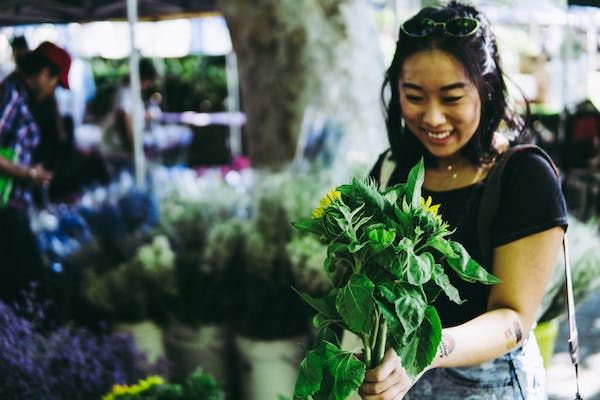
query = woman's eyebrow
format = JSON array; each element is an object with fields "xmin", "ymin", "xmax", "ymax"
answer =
[
  {"xmin": 401, "ymin": 82, "xmax": 423, "ymax": 91},
  {"xmin": 440, "ymin": 82, "xmax": 467, "ymax": 91},
  {"xmin": 401, "ymin": 82, "xmax": 467, "ymax": 91}
]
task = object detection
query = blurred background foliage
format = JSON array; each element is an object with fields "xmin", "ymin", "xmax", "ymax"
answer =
[{"xmin": 87, "ymin": 55, "xmax": 228, "ymax": 120}]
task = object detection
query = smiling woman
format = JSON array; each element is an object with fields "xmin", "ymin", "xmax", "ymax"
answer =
[{"xmin": 363, "ymin": 1, "xmax": 568, "ymax": 399}]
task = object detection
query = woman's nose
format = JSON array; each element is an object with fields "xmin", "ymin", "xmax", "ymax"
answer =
[{"xmin": 422, "ymin": 102, "xmax": 447, "ymax": 128}]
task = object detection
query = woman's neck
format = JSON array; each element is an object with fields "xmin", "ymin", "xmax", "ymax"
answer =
[{"xmin": 424, "ymin": 156, "xmax": 489, "ymax": 191}]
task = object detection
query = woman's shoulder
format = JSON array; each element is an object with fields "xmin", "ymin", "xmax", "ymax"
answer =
[{"xmin": 499, "ymin": 145, "xmax": 559, "ymax": 183}]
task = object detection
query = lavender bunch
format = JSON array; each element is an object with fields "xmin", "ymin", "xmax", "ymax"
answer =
[{"xmin": 0, "ymin": 299, "xmax": 167, "ymax": 399}]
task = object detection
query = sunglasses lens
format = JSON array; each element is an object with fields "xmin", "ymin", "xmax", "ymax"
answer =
[
  {"xmin": 404, "ymin": 18, "xmax": 435, "ymax": 36},
  {"xmin": 446, "ymin": 18, "xmax": 478, "ymax": 36}
]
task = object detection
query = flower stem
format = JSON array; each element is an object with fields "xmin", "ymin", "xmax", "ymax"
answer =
[
  {"xmin": 370, "ymin": 313, "xmax": 380, "ymax": 350},
  {"xmin": 372, "ymin": 318, "xmax": 388, "ymax": 368},
  {"xmin": 362, "ymin": 334, "xmax": 372, "ymax": 367}
]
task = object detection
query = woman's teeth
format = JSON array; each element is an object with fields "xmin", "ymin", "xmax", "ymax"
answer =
[{"xmin": 427, "ymin": 131, "xmax": 451, "ymax": 140}]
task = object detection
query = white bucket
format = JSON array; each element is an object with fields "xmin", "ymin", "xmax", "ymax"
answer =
[
  {"xmin": 163, "ymin": 323, "xmax": 228, "ymax": 385},
  {"xmin": 235, "ymin": 334, "xmax": 308, "ymax": 400},
  {"xmin": 114, "ymin": 320, "xmax": 165, "ymax": 364}
]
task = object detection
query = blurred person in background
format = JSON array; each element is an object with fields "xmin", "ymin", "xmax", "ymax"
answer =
[
  {"xmin": 10, "ymin": 35, "xmax": 29, "ymax": 70},
  {"xmin": 102, "ymin": 58, "xmax": 160, "ymax": 171},
  {"xmin": 0, "ymin": 41, "xmax": 70, "ymax": 303}
]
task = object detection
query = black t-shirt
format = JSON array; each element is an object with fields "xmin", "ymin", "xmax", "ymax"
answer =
[{"xmin": 369, "ymin": 149, "xmax": 568, "ymax": 327}]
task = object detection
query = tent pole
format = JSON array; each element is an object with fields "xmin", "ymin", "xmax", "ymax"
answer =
[
  {"xmin": 127, "ymin": 0, "xmax": 146, "ymax": 188},
  {"xmin": 225, "ymin": 51, "xmax": 241, "ymax": 158}
]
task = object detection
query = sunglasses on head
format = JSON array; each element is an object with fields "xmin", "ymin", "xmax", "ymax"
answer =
[{"xmin": 401, "ymin": 17, "xmax": 479, "ymax": 38}]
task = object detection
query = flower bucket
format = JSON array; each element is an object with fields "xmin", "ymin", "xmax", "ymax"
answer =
[
  {"xmin": 534, "ymin": 319, "xmax": 559, "ymax": 368},
  {"xmin": 163, "ymin": 323, "xmax": 228, "ymax": 385},
  {"xmin": 235, "ymin": 334, "xmax": 308, "ymax": 400},
  {"xmin": 114, "ymin": 320, "xmax": 165, "ymax": 363}
]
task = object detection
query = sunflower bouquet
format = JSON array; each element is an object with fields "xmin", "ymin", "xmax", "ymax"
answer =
[{"xmin": 292, "ymin": 159, "xmax": 500, "ymax": 399}]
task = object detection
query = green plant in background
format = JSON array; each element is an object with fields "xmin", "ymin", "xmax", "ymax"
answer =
[
  {"xmin": 82, "ymin": 234, "xmax": 178, "ymax": 324},
  {"xmin": 232, "ymin": 196, "xmax": 321, "ymax": 339},
  {"xmin": 292, "ymin": 160, "xmax": 500, "ymax": 399},
  {"xmin": 162, "ymin": 56, "xmax": 227, "ymax": 112},
  {"xmin": 158, "ymin": 181, "xmax": 240, "ymax": 325},
  {"xmin": 87, "ymin": 55, "xmax": 227, "ymax": 121},
  {"xmin": 102, "ymin": 368, "xmax": 224, "ymax": 400}
]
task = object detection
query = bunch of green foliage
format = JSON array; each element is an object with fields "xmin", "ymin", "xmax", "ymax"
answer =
[
  {"xmin": 292, "ymin": 160, "xmax": 500, "ymax": 399},
  {"xmin": 82, "ymin": 234, "xmax": 178, "ymax": 324},
  {"xmin": 102, "ymin": 368, "xmax": 223, "ymax": 400}
]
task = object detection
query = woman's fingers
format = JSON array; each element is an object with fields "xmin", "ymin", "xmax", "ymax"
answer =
[
  {"xmin": 364, "ymin": 348, "xmax": 402, "ymax": 382},
  {"xmin": 360, "ymin": 349, "xmax": 412, "ymax": 399},
  {"xmin": 360, "ymin": 369, "xmax": 397, "ymax": 394},
  {"xmin": 359, "ymin": 380, "xmax": 409, "ymax": 400}
]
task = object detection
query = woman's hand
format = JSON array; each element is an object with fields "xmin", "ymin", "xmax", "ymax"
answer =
[
  {"xmin": 27, "ymin": 163, "xmax": 53, "ymax": 187},
  {"xmin": 358, "ymin": 348, "xmax": 414, "ymax": 400}
]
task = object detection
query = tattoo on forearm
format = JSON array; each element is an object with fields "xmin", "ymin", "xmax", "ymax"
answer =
[
  {"xmin": 438, "ymin": 333, "xmax": 455, "ymax": 358},
  {"xmin": 504, "ymin": 320, "xmax": 524, "ymax": 350}
]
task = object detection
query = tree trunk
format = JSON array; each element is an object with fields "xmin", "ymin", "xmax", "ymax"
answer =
[{"xmin": 219, "ymin": 0, "xmax": 387, "ymax": 167}]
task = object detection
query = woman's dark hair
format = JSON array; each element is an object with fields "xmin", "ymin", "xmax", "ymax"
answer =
[
  {"xmin": 17, "ymin": 51, "xmax": 59, "ymax": 79},
  {"xmin": 382, "ymin": 1, "xmax": 528, "ymax": 176}
]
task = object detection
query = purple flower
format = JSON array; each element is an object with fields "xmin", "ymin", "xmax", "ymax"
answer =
[{"xmin": 0, "ymin": 299, "xmax": 167, "ymax": 399}]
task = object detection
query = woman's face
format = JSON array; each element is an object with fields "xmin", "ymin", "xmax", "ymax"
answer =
[{"xmin": 398, "ymin": 49, "xmax": 481, "ymax": 161}]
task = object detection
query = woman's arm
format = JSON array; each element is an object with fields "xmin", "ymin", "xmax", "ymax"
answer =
[
  {"xmin": 432, "ymin": 226, "xmax": 563, "ymax": 367},
  {"xmin": 359, "ymin": 226, "xmax": 564, "ymax": 399},
  {"xmin": 0, "ymin": 157, "xmax": 53, "ymax": 187}
]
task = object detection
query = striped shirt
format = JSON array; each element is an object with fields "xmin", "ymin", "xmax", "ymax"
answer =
[{"xmin": 0, "ymin": 73, "xmax": 41, "ymax": 209}]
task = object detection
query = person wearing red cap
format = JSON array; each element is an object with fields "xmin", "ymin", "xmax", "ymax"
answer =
[{"xmin": 0, "ymin": 41, "xmax": 71, "ymax": 303}]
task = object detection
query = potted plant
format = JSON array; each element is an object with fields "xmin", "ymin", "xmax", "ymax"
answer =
[
  {"xmin": 157, "ymin": 180, "xmax": 241, "ymax": 386},
  {"xmin": 163, "ymin": 218, "xmax": 248, "ymax": 387},
  {"xmin": 81, "ymin": 233, "xmax": 178, "ymax": 363}
]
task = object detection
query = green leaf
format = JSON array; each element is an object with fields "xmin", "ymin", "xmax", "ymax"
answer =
[
  {"xmin": 321, "ymin": 342, "xmax": 366, "ymax": 400},
  {"xmin": 432, "ymin": 264, "xmax": 463, "ymax": 304},
  {"xmin": 299, "ymin": 291, "xmax": 339, "ymax": 320},
  {"xmin": 293, "ymin": 218, "xmax": 323, "ymax": 235},
  {"xmin": 426, "ymin": 236, "xmax": 457, "ymax": 258},
  {"xmin": 378, "ymin": 283, "xmax": 425, "ymax": 342},
  {"xmin": 367, "ymin": 227, "xmax": 396, "ymax": 252},
  {"xmin": 406, "ymin": 250, "xmax": 432, "ymax": 286},
  {"xmin": 397, "ymin": 306, "xmax": 442, "ymax": 378},
  {"xmin": 394, "ymin": 205, "xmax": 413, "ymax": 236},
  {"xmin": 299, "ymin": 341, "xmax": 365, "ymax": 400},
  {"xmin": 313, "ymin": 314, "xmax": 342, "ymax": 347},
  {"xmin": 384, "ymin": 190, "xmax": 398, "ymax": 206},
  {"xmin": 446, "ymin": 241, "xmax": 501, "ymax": 284},
  {"xmin": 352, "ymin": 177, "xmax": 385, "ymax": 212},
  {"xmin": 385, "ymin": 182, "xmax": 406, "ymax": 199},
  {"xmin": 348, "ymin": 241, "xmax": 367, "ymax": 254},
  {"xmin": 336, "ymin": 275, "xmax": 375, "ymax": 334},
  {"xmin": 406, "ymin": 158, "xmax": 425, "ymax": 208},
  {"xmin": 294, "ymin": 348, "xmax": 324, "ymax": 398}
]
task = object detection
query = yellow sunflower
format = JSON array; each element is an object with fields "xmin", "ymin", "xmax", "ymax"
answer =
[
  {"xmin": 312, "ymin": 189, "xmax": 342, "ymax": 218},
  {"xmin": 420, "ymin": 196, "xmax": 441, "ymax": 216}
]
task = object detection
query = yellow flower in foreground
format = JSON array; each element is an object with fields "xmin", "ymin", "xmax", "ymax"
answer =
[
  {"xmin": 420, "ymin": 196, "xmax": 440, "ymax": 216},
  {"xmin": 102, "ymin": 376, "xmax": 165, "ymax": 400},
  {"xmin": 312, "ymin": 189, "xmax": 342, "ymax": 218}
]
